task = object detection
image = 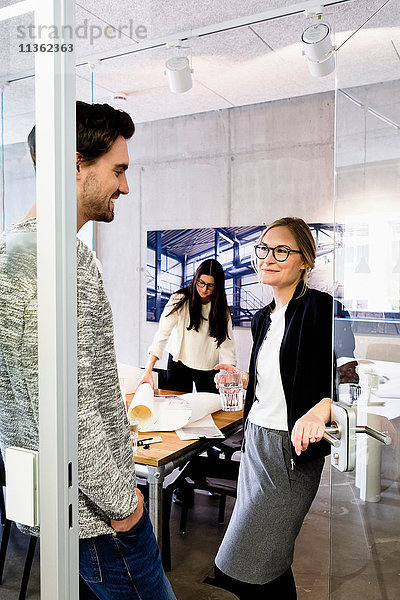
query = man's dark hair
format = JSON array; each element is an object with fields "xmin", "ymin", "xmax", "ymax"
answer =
[{"xmin": 28, "ymin": 101, "xmax": 135, "ymax": 167}]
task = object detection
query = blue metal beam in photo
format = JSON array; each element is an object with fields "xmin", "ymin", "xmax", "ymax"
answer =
[
  {"xmin": 147, "ymin": 237, "xmax": 183, "ymax": 265},
  {"xmin": 167, "ymin": 229, "xmax": 215, "ymax": 259},
  {"xmin": 154, "ymin": 231, "xmax": 163, "ymax": 321},
  {"xmin": 225, "ymin": 258, "xmax": 253, "ymax": 278},
  {"xmin": 148, "ymin": 247, "xmax": 183, "ymax": 265},
  {"xmin": 161, "ymin": 228, "xmax": 193, "ymax": 248},
  {"xmin": 181, "ymin": 254, "xmax": 188, "ymax": 287},
  {"xmin": 214, "ymin": 230, "xmax": 220, "ymax": 260},
  {"xmin": 215, "ymin": 227, "xmax": 236, "ymax": 245},
  {"xmin": 232, "ymin": 239, "xmax": 242, "ymax": 326},
  {"xmin": 232, "ymin": 226, "xmax": 265, "ymax": 242}
]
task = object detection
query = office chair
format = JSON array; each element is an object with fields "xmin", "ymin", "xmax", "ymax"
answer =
[
  {"xmin": 212, "ymin": 429, "xmax": 243, "ymax": 462},
  {"xmin": 178, "ymin": 453, "xmax": 240, "ymax": 534}
]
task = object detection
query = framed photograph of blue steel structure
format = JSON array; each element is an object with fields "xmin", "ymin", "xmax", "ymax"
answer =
[{"xmin": 146, "ymin": 224, "xmax": 336, "ymax": 327}]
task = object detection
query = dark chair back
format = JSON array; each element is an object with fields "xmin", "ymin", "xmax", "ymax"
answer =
[{"xmin": 0, "ymin": 452, "xmax": 6, "ymax": 524}]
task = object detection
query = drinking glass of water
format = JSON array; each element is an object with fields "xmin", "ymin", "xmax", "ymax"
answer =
[
  {"xmin": 128, "ymin": 418, "xmax": 139, "ymax": 454},
  {"xmin": 218, "ymin": 370, "xmax": 243, "ymax": 411}
]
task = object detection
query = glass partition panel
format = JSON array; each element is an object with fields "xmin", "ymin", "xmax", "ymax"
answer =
[
  {"xmin": 331, "ymin": 1, "xmax": 400, "ymax": 598},
  {"xmin": 1, "ymin": 79, "xmax": 36, "ymax": 229},
  {"xmin": 0, "ymin": 2, "xmax": 78, "ymax": 598},
  {"xmin": 0, "ymin": 19, "xmax": 40, "ymax": 595}
]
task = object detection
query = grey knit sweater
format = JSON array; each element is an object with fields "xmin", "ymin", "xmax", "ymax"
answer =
[{"xmin": 0, "ymin": 218, "xmax": 137, "ymax": 538}]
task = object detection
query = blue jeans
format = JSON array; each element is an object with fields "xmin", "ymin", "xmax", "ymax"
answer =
[{"xmin": 79, "ymin": 508, "xmax": 176, "ymax": 600}]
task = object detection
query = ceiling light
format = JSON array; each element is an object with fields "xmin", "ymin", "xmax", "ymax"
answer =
[
  {"xmin": 165, "ymin": 56, "xmax": 193, "ymax": 93},
  {"xmin": 110, "ymin": 92, "xmax": 128, "ymax": 109},
  {"xmin": 302, "ymin": 22, "xmax": 335, "ymax": 77}
]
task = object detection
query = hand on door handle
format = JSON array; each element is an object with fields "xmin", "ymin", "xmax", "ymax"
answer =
[
  {"xmin": 328, "ymin": 403, "xmax": 393, "ymax": 473},
  {"xmin": 323, "ymin": 425, "xmax": 341, "ymax": 448}
]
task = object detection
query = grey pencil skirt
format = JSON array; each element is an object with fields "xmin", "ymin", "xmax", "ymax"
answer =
[{"xmin": 215, "ymin": 421, "xmax": 324, "ymax": 585}]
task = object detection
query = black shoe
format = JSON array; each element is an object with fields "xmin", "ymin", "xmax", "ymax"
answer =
[
  {"xmin": 173, "ymin": 487, "xmax": 194, "ymax": 508},
  {"xmin": 172, "ymin": 488, "xmax": 185, "ymax": 506}
]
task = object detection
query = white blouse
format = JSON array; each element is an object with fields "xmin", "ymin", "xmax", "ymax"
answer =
[
  {"xmin": 248, "ymin": 304, "xmax": 288, "ymax": 431},
  {"xmin": 148, "ymin": 293, "xmax": 236, "ymax": 371}
]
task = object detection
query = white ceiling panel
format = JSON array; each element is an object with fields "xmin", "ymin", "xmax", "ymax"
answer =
[
  {"xmin": 2, "ymin": 77, "xmax": 34, "ymax": 144},
  {"xmin": 96, "ymin": 81, "xmax": 231, "ymax": 124},
  {"xmin": 251, "ymin": 0, "xmax": 390, "ymax": 50},
  {"xmin": 77, "ymin": 46, "xmax": 173, "ymax": 95},
  {"xmin": 0, "ymin": 1, "xmax": 26, "ymax": 6},
  {"xmin": 77, "ymin": 0, "xmax": 311, "ymax": 42},
  {"xmin": 0, "ymin": 0, "xmax": 399, "ymax": 142},
  {"xmin": 336, "ymin": 27, "xmax": 400, "ymax": 89},
  {"xmin": 0, "ymin": 12, "xmax": 34, "ymax": 80},
  {"xmin": 74, "ymin": 3, "xmax": 145, "ymax": 64}
]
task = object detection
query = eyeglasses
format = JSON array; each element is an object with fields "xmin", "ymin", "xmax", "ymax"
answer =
[
  {"xmin": 196, "ymin": 279, "xmax": 215, "ymax": 290},
  {"xmin": 254, "ymin": 244, "xmax": 302, "ymax": 262}
]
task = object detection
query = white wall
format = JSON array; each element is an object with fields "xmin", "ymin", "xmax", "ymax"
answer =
[
  {"xmin": 3, "ymin": 142, "xmax": 36, "ymax": 228},
  {"xmin": 96, "ymin": 91, "xmax": 335, "ymax": 370}
]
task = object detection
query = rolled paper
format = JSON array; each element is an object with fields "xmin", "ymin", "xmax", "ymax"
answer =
[
  {"xmin": 127, "ymin": 383, "xmax": 157, "ymax": 431},
  {"xmin": 182, "ymin": 393, "xmax": 222, "ymax": 425},
  {"xmin": 150, "ymin": 392, "xmax": 221, "ymax": 432}
]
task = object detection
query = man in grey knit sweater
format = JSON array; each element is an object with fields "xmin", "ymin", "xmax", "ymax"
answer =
[{"xmin": 0, "ymin": 102, "xmax": 176, "ymax": 600}]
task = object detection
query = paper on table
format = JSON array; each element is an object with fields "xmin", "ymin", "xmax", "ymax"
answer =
[
  {"xmin": 127, "ymin": 383, "xmax": 157, "ymax": 430},
  {"xmin": 176, "ymin": 414, "xmax": 225, "ymax": 440},
  {"xmin": 128, "ymin": 387, "xmax": 222, "ymax": 432}
]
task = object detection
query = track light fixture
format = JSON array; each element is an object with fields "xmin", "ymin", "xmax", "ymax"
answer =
[
  {"xmin": 302, "ymin": 22, "xmax": 335, "ymax": 78},
  {"xmin": 165, "ymin": 41, "xmax": 193, "ymax": 93}
]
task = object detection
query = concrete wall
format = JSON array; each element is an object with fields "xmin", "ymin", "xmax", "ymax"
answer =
[{"xmin": 96, "ymin": 91, "xmax": 335, "ymax": 370}]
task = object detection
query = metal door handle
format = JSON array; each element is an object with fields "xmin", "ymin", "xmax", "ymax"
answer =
[
  {"xmin": 355, "ymin": 425, "xmax": 392, "ymax": 445},
  {"xmin": 325, "ymin": 403, "xmax": 392, "ymax": 472},
  {"xmin": 323, "ymin": 423, "xmax": 391, "ymax": 447},
  {"xmin": 323, "ymin": 425, "xmax": 341, "ymax": 448}
]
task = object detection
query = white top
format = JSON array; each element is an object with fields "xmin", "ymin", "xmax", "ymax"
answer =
[
  {"xmin": 248, "ymin": 304, "xmax": 288, "ymax": 431},
  {"xmin": 148, "ymin": 293, "xmax": 236, "ymax": 371}
]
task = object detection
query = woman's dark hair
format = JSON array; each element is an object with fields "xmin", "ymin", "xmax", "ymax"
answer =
[
  {"xmin": 168, "ymin": 259, "xmax": 230, "ymax": 347},
  {"xmin": 28, "ymin": 100, "xmax": 135, "ymax": 167}
]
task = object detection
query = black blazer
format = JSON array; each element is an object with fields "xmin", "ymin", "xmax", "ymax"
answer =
[{"xmin": 245, "ymin": 283, "xmax": 335, "ymax": 464}]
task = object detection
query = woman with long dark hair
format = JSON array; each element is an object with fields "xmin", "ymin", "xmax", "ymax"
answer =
[{"xmin": 140, "ymin": 259, "xmax": 236, "ymax": 392}]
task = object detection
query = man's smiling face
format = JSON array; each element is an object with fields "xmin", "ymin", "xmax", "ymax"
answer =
[{"xmin": 77, "ymin": 135, "xmax": 129, "ymax": 226}]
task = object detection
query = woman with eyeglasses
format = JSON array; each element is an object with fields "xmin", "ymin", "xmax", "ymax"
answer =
[
  {"xmin": 212, "ymin": 217, "xmax": 334, "ymax": 600},
  {"xmin": 139, "ymin": 258, "xmax": 236, "ymax": 393}
]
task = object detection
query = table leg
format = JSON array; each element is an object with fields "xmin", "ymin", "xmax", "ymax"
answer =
[
  {"xmin": 147, "ymin": 465, "xmax": 165, "ymax": 544},
  {"xmin": 135, "ymin": 431, "xmax": 242, "ymax": 541}
]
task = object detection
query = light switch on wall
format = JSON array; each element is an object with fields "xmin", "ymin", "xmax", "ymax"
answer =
[{"xmin": 5, "ymin": 447, "xmax": 39, "ymax": 527}]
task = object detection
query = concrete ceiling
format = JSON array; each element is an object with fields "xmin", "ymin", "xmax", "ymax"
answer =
[{"xmin": 0, "ymin": 0, "xmax": 399, "ymax": 143}]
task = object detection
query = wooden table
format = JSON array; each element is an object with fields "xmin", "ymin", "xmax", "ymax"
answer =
[{"xmin": 126, "ymin": 390, "xmax": 243, "ymax": 545}]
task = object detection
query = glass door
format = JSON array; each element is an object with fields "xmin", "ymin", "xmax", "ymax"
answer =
[
  {"xmin": 0, "ymin": 2, "xmax": 78, "ymax": 598},
  {"xmin": 331, "ymin": 1, "xmax": 400, "ymax": 598}
]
